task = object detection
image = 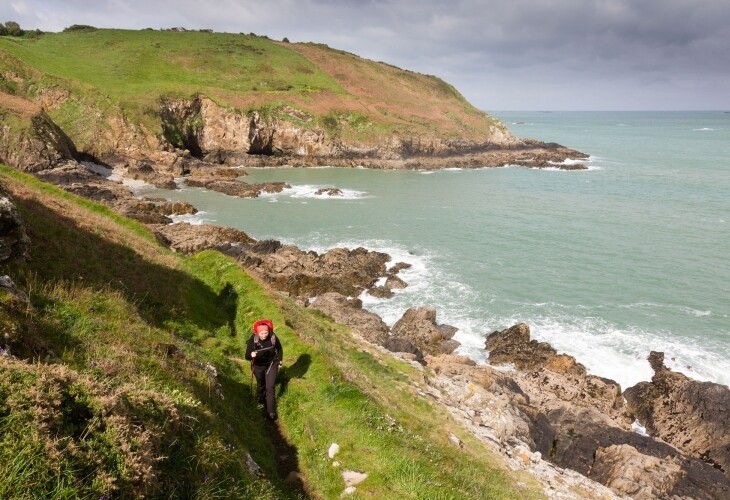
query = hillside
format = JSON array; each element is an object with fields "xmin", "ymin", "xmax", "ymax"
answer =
[
  {"xmin": 0, "ymin": 166, "xmax": 540, "ymax": 498},
  {"xmin": 0, "ymin": 28, "xmax": 586, "ymax": 173}
]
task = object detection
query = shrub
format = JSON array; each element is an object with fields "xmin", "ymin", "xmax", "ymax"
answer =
[{"xmin": 62, "ymin": 24, "xmax": 97, "ymax": 32}]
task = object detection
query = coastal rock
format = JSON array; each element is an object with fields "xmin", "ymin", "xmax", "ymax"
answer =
[
  {"xmin": 151, "ymin": 222, "xmax": 255, "ymax": 254},
  {"xmin": 129, "ymin": 198, "xmax": 197, "ymax": 216},
  {"xmin": 0, "ymin": 186, "xmax": 31, "ymax": 262},
  {"xmin": 314, "ymin": 187, "xmax": 343, "ymax": 196},
  {"xmin": 222, "ymin": 243, "xmax": 391, "ymax": 298},
  {"xmin": 385, "ymin": 275, "xmax": 407, "ymax": 289},
  {"xmin": 592, "ymin": 444, "xmax": 684, "ymax": 500},
  {"xmin": 309, "ymin": 292, "xmax": 389, "ymax": 345},
  {"xmin": 185, "ymin": 178, "xmax": 289, "ymax": 198},
  {"xmin": 390, "ymin": 307, "xmax": 459, "ymax": 356},
  {"xmin": 624, "ymin": 351, "xmax": 730, "ymax": 477},
  {"xmin": 544, "ymin": 404, "xmax": 730, "ymax": 499},
  {"xmin": 126, "ymin": 161, "xmax": 177, "ymax": 189},
  {"xmin": 486, "ymin": 323, "xmax": 625, "ymax": 420},
  {"xmin": 367, "ymin": 285, "xmax": 393, "ymax": 299},
  {"xmin": 388, "ymin": 262, "xmax": 412, "ymax": 273},
  {"xmin": 34, "ymin": 161, "xmax": 132, "ymax": 204}
]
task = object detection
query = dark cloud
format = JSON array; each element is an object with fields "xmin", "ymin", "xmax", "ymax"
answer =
[{"xmin": 3, "ymin": 0, "xmax": 729, "ymax": 109}]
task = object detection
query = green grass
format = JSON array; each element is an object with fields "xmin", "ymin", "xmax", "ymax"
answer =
[
  {"xmin": 0, "ymin": 30, "xmax": 344, "ymax": 111},
  {"xmin": 0, "ymin": 167, "xmax": 540, "ymax": 498}
]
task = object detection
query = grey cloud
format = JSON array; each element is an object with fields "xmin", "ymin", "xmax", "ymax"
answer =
[{"xmin": 2, "ymin": 0, "xmax": 729, "ymax": 109}]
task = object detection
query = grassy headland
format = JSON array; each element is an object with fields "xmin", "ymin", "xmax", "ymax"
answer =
[
  {"xmin": 0, "ymin": 165, "xmax": 539, "ymax": 498},
  {"xmin": 0, "ymin": 28, "xmax": 509, "ymax": 157}
]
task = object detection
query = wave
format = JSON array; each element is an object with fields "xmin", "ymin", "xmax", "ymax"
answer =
[
  {"xmin": 692, "ymin": 127, "xmax": 714, "ymax": 131},
  {"xmin": 260, "ymin": 184, "xmax": 370, "ymax": 200},
  {"xmin": 293, "ymin": 236, "xmax": 730, "ymax": 389},
  {"xmin": 169, "ymin": 211, "xmax": 213, "ymax": 225}
]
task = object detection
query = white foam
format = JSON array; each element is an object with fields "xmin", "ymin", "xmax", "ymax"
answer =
[
  {"xmin": 81, "ymin": 161, "xmax": 113, "ymax": 178},
  {"xmin": 631, "ymin": 419, "xmax": 648, "ymax": 436},
  {"xmin": 169, "ymin": 211, "xmax": 213, "ymax": 225},
  {"xmin": 260, "ymin": 184, "xmax": 370, "ymax": 200},
  {"xmin": 692, "ymin": 127, "xmax": 714, "ymax": 131}
]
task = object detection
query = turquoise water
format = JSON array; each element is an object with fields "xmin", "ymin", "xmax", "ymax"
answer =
[{"xmin": 138, "ymin": 111, "xmax": 730, "ymax": 389}]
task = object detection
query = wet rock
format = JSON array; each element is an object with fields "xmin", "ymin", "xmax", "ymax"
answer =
[
  {"xmin": 388, "ymin": 262, "xmax": 412, "ymax": 273},
  {"xmin": 624, "ymin": 351, "xmax": 730, "ymax": 477},
  {"xmin": 390, "ymin": 307, "xmax": 459, "ymax": 356},
  {"xmin": 310, "ymin": 292, "xmax": 389, "ymax": 345},
  {"xmin": 185, "ymin": 178, "xmax": 289, "ymax": 198},
  {"xmin": 315, "ymin": 187, "xmax": 343, "ymax": 196},
  {"xmin": 127, "ymin": 161, "xmax": 177, "ymax": 189},
  {"xmin": 385, "ymin": 275, "xmax": 407, "ymax": 289},
  {"xmin": 367, "ymin": 285, "xmax": 393, "ymax": 299}
]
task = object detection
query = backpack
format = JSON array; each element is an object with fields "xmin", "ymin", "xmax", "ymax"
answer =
[{"xmin": 253, "ymin": 332, "xmax": 276, "ymax": 346}]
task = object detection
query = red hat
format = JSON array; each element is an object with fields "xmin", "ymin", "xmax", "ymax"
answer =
[{"xmin": 253, "ymin": 319, "xmax": 274, "ymax": 333}]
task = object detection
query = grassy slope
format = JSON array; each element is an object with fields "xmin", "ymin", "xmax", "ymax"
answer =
[
  {"xmin": 0, "ymin": 29, "xmax": 505, "ymax": 147},
  {"xmin": 0, "ymin": 166, "xmax": 540, "ymax": 498}
]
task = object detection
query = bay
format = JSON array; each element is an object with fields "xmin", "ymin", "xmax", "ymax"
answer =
[{"xmin": 138, "ymin": 111, "xmax": 730, "ymax": 389}]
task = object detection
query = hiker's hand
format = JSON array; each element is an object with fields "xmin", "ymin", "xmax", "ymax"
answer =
[{"xmin": 251, "ymin": 351, "xmax": 257, "ymax": 358}]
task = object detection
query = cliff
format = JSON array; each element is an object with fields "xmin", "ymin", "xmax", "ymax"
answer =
[{"xmin": 0, "ymin": 29, "xmax": 587, "ymax": 176}]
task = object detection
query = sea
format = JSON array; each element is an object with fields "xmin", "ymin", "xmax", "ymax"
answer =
[{"xmin": 135, "ymin": 111, "xmax": 730, "ymax": 390}]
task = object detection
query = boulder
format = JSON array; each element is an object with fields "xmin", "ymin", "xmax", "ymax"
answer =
[
  {"xmin": 624, "ymin": 351, "xmax": 730, "ymax": 477},
  {"xmin": 390, "ymin": 307, "xmax": 459, "ymax": 356},
  {"xmin": 0, "ymin": 186, "xmax": 31, "ymax": 262},
  {"xmin": 309, "ymin": 292, "xmax": 389, "ymax": 345}
]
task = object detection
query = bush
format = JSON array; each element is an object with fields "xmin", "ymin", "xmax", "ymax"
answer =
[
  {"xmin": 62, "ymin": 24, "xmax": 97, "ymax": 32},
  {"xmin": 282, "ymin": 37, "xmax": 290, "ymax": 43}
]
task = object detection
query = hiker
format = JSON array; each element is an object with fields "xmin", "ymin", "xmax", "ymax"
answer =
[{"xmin": 245, "ymin": 319, "xmax": 283, "ymax": 420}]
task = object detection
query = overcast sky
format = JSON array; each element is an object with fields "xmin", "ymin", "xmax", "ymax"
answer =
[{"xmin": 3, "ymin": 0, "xmax": 730, "ymax": 110}]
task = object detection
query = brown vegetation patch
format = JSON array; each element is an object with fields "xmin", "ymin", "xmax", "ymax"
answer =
[{"xmin": 0, "ymin": 91, "xmax": 40, "ymax": 119}]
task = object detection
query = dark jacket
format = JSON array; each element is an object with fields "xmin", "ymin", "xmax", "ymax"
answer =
[{"xmin": 245, "ymin": 334, "xmax": 283, "ymax": 367}]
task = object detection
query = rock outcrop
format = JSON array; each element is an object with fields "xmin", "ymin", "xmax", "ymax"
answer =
[
  {"xmin": 389, "ymin": 307, "xmax": 459, "ymax": 357},
  {"xmin": 481, "ymin": 323, "xmax": 730, "ymax": 499},
  {"xmin": 309, "ymin": 292, "xmax": 389, "ymax": 345},
  {"xmin": 0, "ymin": 111, "xmax": 78, "ymax": 171},
  {"xmin": 0, "ymin": 184, "xmax": 30, "ymax": 262},
  {"xmin": 151, "ymin": 222, "xmax": 256, "ymax": 254},
  {"xmin": 221, "ymin": 242, "xmax": 391, "ymax": 299},
  {"xmin": 624, "ymin": 351, "xmax": 730, "ymax": 477},
  {"xmin": 185, "ymin": 178, "xmax": 290, "ymax": 198}
]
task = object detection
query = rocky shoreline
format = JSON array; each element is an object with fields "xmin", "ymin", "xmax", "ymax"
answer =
[{"xmin": 3, "ymin": 156, "xmax": 729, "ymax": 498}]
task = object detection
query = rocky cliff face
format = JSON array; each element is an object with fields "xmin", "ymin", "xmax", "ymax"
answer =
[{"xmin": 0, "ymin": 111, "xmax": 78, "ymax": 171}]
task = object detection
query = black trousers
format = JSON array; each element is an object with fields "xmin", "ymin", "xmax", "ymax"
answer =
[{"xmin": 252, "ymin": 362, "xmax": 279, "ymax": 414}]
